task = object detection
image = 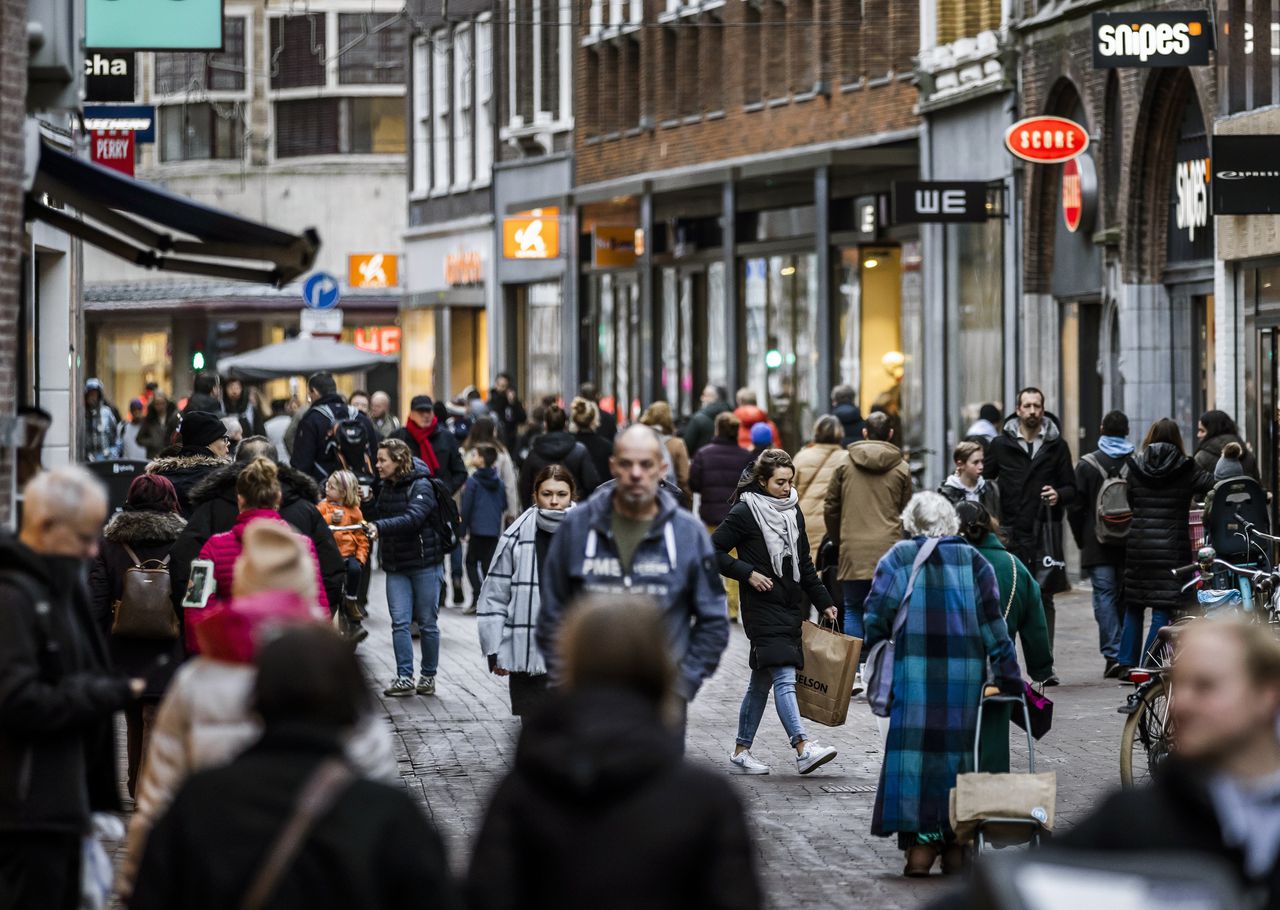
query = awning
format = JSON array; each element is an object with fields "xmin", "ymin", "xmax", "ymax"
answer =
[
  {"xmin": 26, "ymin": 143, "xmax": 320, "ymax": 287},
  {"xmin": 216, "ymin": 336, "xmax": 397, "ymax": 381}
]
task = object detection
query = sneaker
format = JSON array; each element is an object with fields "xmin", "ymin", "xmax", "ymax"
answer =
[
  {"xmin": 383, "ymin": 677, "xmax": 415, "ymax": 697},
  {"xmin": 1043, "ymin": 673, "xmax": 1061, "ymax": 687},
  {"xmin": 417, "ymin": 676, "xmax": 436, "ymax": 696},
  {"xmin": 729, "ymin": 750, "xmax": 770, "ymax": 775},
  {"xmin": 1104, "ymin": 659, "xmax": 1121, "ymax": 679},
  {"xmin": 851, "ymin": 670, "xmax": 865, "ymax": 698},
  {"xmin": 452, "ymin": 581, "xmax": 466, "ymax": 605},
  {"xmin": 797, "ymin": 742, "xmax": 837, "ymax": 775}
]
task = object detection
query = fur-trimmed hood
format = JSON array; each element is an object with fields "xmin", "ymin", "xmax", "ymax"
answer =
[
  {"xmin": 103, "ymin": 510, "xmax": 187, "ymax": 545},
  {"xmin": 188, "ymin": 460, "xmax": 322, "ymax": 508},
  {"xmin": 146, "ymin": 452, "xmax": 227, "ymax": 476}
]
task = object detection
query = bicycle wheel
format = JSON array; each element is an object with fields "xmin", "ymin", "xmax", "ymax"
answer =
[{"xmin": 1120, "ymin": 678, "xmax": 1169, "ymax": 788}]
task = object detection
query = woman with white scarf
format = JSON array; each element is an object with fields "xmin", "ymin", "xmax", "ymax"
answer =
[
  {"xmin": 712, "ymin": 449, "xmax": 839, "ymax": 776},
  {"xmin": 476, "ymin": 464, "xmax": 575, "ymax": 717}
]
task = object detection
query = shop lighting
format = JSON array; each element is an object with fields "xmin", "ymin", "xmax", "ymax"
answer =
[
  {"xmin": 780, "ymin": 265, "xmax": 796, "ymax": 276},
  {"xmin": 864, "ymin": 258, "xmax": 879, "ymax": 269},
  {"xmin": 765, "ymin": 350, "xmax": 784, "ymax": 369}
]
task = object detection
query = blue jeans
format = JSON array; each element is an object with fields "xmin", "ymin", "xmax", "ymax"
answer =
[
  {"xmin": 736, "ymin": 665, "xmax": 808, "ymax": 749},
  {"xmin": 386, "ymin": 564, "xmax": 444, "ymax": 679},
  {"xmin": 842, "ymin": 580, "xmax": 872, "ymax": 640},
  {"xmin": 1088, "ymin": 564, "xmax": 1124, "ymax": 661},
  {"xmin": 1118, "ymin": 603, "xmax": 1170, "ymax": 668}
]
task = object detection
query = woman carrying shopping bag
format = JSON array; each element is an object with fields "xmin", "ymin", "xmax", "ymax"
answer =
[{"xmin": 712, "ymin": 449, "xmax": 839, "ymax": 776}]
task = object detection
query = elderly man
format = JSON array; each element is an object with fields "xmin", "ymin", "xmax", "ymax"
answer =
[
  {"xmin": 537, "ymin": 425, "xmax": 729, "ymax": 743},
  {"xmin": 0, "ymin": 466, "xmax": 142, "ymax": 910},
  {"xmin": 369, "ymin": 391, "xmax": 400, "ymax": 439}
]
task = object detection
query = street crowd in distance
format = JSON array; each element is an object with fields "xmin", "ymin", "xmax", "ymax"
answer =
[{"xmin": 4, "ymin": 374, "xmax": 1280, "ymax": 908}]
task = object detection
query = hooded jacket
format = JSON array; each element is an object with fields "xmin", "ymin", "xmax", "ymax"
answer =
[
  {"xmin": 1124, "ymin": 443, "xmax": 1215, "ymax": 613},
  {"xmin": 681, "ymin": 399, "xmax": 732, "ymax": 458},
  {"xmin": 146, "ymin": 448, "xmax": 228, "ymax": 517},
  {"xmin": 937, "ymin": 474, "xmax": 1002, "ymax": 519},
  {"xmin": 370, "ymin": 460, "xmax": 447, "ymax": 572},
  {"xmin": 690, "ymin": 437, "xmax": 756, "ymax": 527},
  {"xmin": 983, "ymin": 413, "xmax": 1078, "ymax": 562},
  {"xmin": 462, "ymin": 466, "xmax": 507, "ymax": 539},
  {"xmin": 195, "ymin": 510, "xmax": 330, "ymax": 619},
  {"xmin": 792, "ymin": 442, "xmax": 844, "ymax": 562},
  {"xmin": 823, "ymin": 440, "xmax": 913, "ymax": 580},
  {"xmin": 466, "ymin": 689, "xmax": 761, "ymax": 910},
  {"xmin": 169, "ymin": 461, "xmax": 345, "ymax": 618},
  {"xmin": 1195, "ymin": 433, "xmax": 1259, "ymax": 480},
  {"xmin": 88, "ymin": 509, "xmax": 187, "ymax": 696},
  {"xmin": 537, "ymin": 487, "xmax": 730, "ymax": 701},
  {"xmin": 0, "ymin": 534, "xmax": 134, "ymax": 833},
  {"xmin": 733, "ymin": 405, "xmax": 780, "ymax": 450},
  {"xmin": 832, "ymin": 401, "xmax": 866, "ymax": 448},
  {"xmin": 517, "ymin": 430, "xmax": 600, "ymax": 509}
]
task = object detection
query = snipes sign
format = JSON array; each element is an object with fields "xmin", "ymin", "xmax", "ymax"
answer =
[
  {"xmin": 1092, "ymin": 11, "xmax": 1213, "ymax": 68},
  {"xmin": 1005, "ymin": 116, "xmax": 1089, "ymax": 165}
]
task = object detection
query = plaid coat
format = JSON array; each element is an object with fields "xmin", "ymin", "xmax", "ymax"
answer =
[
  {"xmin": 864, "ymin": 536, "xmax": 1021, "ymax": 838},
  {"xmin": 476, "ymin": 507, "xmax": 548, "ymax": 676}
]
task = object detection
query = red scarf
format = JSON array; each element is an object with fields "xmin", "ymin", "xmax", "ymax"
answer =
[{"xmin": 404, "ymin": 415, "xmax": 441, "ymax": 474}]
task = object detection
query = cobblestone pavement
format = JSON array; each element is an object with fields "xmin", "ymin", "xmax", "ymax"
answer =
[{"xmin": 358, "ymin": 573, "xmax": 1132, "ymax": 909}]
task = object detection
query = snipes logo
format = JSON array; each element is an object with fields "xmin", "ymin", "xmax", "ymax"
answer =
[{"xmin": 1096, "ymin": 20, "xmax": 1201, "ymax": 62}]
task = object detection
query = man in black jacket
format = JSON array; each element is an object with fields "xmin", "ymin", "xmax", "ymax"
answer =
[
  {"xmin": 388, "ymin": 395, "xmax": 468, "ymax": 493},
  {"xmin": 1068, "ymin": 409, "xmax": 1132, "ymax": 679},
  {"xmin": 682, "ymin": 385, "xmax": 731, "ymax": 458},
  {"xmin": 182, "ymin": 371, "xmax": 222, "ymax": 416},
  {"xmin": 984, "ymin": 387, "xmax": 1076, "ymax": 656},
  {"xmin": 292, "ymin": 372, "xmax": 379, "ymax": 484},
  {"xmin": 0, "ymin": 467, "xmax": 141, "ymax": 910},
  {"xmin": 144, "ymin": 410, "xmax": 232, "ymax": 516},
  {"xmin": 487, "ymin": 372, "xmax": 527, "ymax": 453}
]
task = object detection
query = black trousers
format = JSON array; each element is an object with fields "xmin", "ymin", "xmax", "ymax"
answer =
[
  {"xmin": 464, "ymin": 535, "xmax": 499, "ymax": 603},
  {"xmin": 343, "ymin": 556, "xmax": 363, "ymax": 597},
  {"xmin": 0, "ymin": 832, "xmax": 80, "ymax": 910}
]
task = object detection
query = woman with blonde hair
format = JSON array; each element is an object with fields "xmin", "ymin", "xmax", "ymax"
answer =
[
  {"xmin": 640, "ymin": 401, "xmax": 692, "ymax": 506},
  {"xmin": 792, "ymin": 414, "xmax": 845, "ymax": 563},
  {"xmin": 570, "ymin": 396, "xmax": 613, "ymax": 482}
]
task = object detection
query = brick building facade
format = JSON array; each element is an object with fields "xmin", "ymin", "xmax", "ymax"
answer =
[{"xmin": 0, "ymin": 0, "xmax": 28, "ymax": 524}]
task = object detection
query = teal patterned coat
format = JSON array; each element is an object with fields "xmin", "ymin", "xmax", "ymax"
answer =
[{"xmin": 864, "ymin": 536, "xmax": 1021, "ymax": 839}]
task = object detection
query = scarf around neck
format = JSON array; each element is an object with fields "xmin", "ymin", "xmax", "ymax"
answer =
[
  {"xmin": 404, "ymin": 416, "xmax": 441, "ymax": 474},
  {"xmin": 741, "ymin": 489, "xmax": 800, "ymax": 582},
  {"xmin": 535, "ymin": 506, "xmax": 569, "ymax": 533}
]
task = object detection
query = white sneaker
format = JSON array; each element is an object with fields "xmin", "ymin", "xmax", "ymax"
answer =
[
  {"xmin": 729, "ymin": 750, "xmax": 770, "ymax": 775},
  {"xmin": 851, "ymin": 670, "xmax": 865, "ymax": 698},
  {"xmin": 797, "ymin": 742, "xmax": 838, "ymax": 775}
]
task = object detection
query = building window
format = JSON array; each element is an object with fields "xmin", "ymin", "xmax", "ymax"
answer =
[
  {"xmin": 1219, "ymin": 0, "xmax": 1280, "ymax": 114},
  {"xmin": 412, "ymin": 36, "xmax": 431, "ymax": 195},
  {"xmin": 765, "ymin": 0, "xmax": 787, "ymax": 95},
  {"xmin": 661, "ymin": 26, "xmax": 678, "ymax": 119},
  {"xmin": 432, "ymin": 31, "xmax": 452, "ymax": 188},
  {"xmin": 453, "ymin": 24, "xmax": 474, "ymax": 188},
  {"xmin": 621, "ymin": 36, "xmax": 641, "ymax": 125},
  {"xmin": 275, "ymin": 96, "xmax": 405, "ymax": 158},
  {"xmin": 540, "ymin": 0, "xmax": 561, "ymax": 120},
  {"xmin": 790, "ymin": 0, "xmax": 814, "ymax": 93},
  {"xmin": 839, "ymin": 0, "xmax": 860, "ymax": 84},
  {"xmin": 743, "ymin": 2, "xmax": 762, "ymax": 103},
  {"xmin": 584, "ymin": 47, "xmax": 601, "ymax": 136},
  {"xmin": 862, "ymin": 0, "xmax": 889, "ymax": 77},
  {"xmin": 677, "ymin": 20, "xmax": 698, "ymax": 116},
  {"xmin": 338, "ymin": 13, "xmax": 407, "ymax": 85},
  {"xmin": 155, "ymin": 16, "xmax": 247, "ymax": 162},
  {"xmin": 476, "ymin": 17, "xmax": 494, "ymax": 183},
  {"xmin": 155, "ymin": 17, "xmax": 246, "ymax": 94},
  {"xmin": 701, "ymin": 14, "xmax": 723, "ymax": 111},
  {"xmin": 270, "ymin": 15, "xmax": 326, "ymax": 89},
  {"xmin": 160, "ymin": 102, "xmax": 244, "ymax": 161}
]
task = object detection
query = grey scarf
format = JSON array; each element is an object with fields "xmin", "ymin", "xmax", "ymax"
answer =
[
  {"xmin": 742, "ymin": 489, "xmax": 800, "ymax": 582},
  {"xmin": 535, "ymin": 506, "xmax": 569, "ymax": 533}
]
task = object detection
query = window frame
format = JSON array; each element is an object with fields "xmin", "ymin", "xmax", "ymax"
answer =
[{"xmin": 153, "ymin": 14, "xmax": 252, "ymax": 165}]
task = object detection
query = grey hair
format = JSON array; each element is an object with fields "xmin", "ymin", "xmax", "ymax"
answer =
[
  {"xmin": 902, "ymin": 491, "xmax": 960, "ymax": 538},
  {"xmin": 22, "ymin": 464, "xmax": 107, "ymax": 524}
]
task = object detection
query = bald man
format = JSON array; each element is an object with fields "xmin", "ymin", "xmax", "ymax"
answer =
[
  {"xmin": 0, "ymin": 466, "xmax": 142, "ymax": 909},
  {"xmin": 538, "ymin": 425, "xmax": 729, "ymax": 744},
  {"xmin": 368, "ymin": 391, "xmax": 400, "ymax": 439}
]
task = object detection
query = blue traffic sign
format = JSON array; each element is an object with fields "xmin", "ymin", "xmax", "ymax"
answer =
[{"xmin": 302, "ymin": 272, "xmax": 342, "ymax": 310}]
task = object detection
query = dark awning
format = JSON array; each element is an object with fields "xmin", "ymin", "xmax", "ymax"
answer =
[{"xmin": 26, "ymin": 143, "xmax": 320, "ymax": 287}]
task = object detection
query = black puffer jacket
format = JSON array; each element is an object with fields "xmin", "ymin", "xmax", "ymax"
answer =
[
  {"xmin": 517, "ymin": 431, "xmax": 600, "ymax": 508},
  {"xmin": 690, "ymin": 437, "xmax": 755, "ymax": 526},
  {"xmin": 87, "ymin": 509, "xmax": 187, "ymax": 698},
  {"xmin": 1194, "ymin": 433, "xmax": 1259, "ymax": 480},
  {"xmin": 711, "ymin": 497, "xmax": 833, "ymax": 669},
  {"xmin": 983, "ymin": 414, "xmax": 1077, "ymax": 564},
  {"xmin": 145, "ymin": 448, "xmax": 228, "ymax": 517},
  {"xmin": 1124, "ymin": 443, "xmax": 1215, "ymax": 613},
  {"xmin": 370, "ymin": 461, "xmax": 446, "ymax": 572},
  {"xmin": 167, "ymin": 461, "xmax": 346, "ymax": 615},
  {"xmin": 573, "ymin": 429, "xmax": 615, "ymax": 487}
]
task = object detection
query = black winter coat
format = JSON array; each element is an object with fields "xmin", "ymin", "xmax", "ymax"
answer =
[
  {"xmin": 292, "ymin": 394, "xmax": 380, "ymax": 484},
  {"xmin": 145, "ymin": 448, "xmax": 228, "ymax": 517},
  {"xmin": 682, "ymin": 400, "xmax": 732, "ymax": 458},
  {"xmin": 832, "ymin": 402, "xmax": 867, "ymax": 448},
  {"xmin": 370, "ymin": 462, "xmax": 446, "ymax": 572},
  {"xmin": 1124, "ymin": 443, "xmax": 1215, "ymax": 613},
  {"xmin": 0, "ymin": 535, "xmax": 134, "ymax": 832},
  {"xmin": 387, "ymin": 424, "xmax": 469, "ymax": 493},
  {"xmin": 690, "ymin": 438, "xmax": 755, "ymax": 526},
  {"xmin": 1068, "ymin": 449, "xmax": 1131, "ymax": 569},
  {"xmin": 712, "ymin": 499, "xmax": 833, "ymax": 669},
  {"xmin": 466, "ymin": 689, "xmax": 760, "ymax": 910},
  {"xmin": 573, "ymin": 429, "xmax": 615, "ymax": 488},
  {"xmin": 983, "ymin": 414, "xmax": 1077, "ymax": 563},
  {"xmin": 87, "ymin": 509, "xmax": 187, "ymax": 698},
  {"xmin": 517, "ymin": 431, "xmax": 601, "ymax": 508},
  {"xmin": 1195, "ymin": 433, "xmax": 1259, "ymax": 480},
  {"xmin": 167, "ymin": 461, "xmax": 346, "ymax": 616},
  {"xmin": 130, "ymin": 725, "xmax": 460, "ymax": 910}
]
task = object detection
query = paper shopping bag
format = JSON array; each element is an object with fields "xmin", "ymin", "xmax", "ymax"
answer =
[{"xmin": 796, "ymin": 621, "xmax": 862, "ymax": 727}]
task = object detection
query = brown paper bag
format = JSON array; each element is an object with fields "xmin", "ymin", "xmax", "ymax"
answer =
[
  {"xmin": 949, "ymin": 771, "xmax": 1057, "ymax": 845},
  {"xmin": 796, "ymin": 621, "xmax": 862, "ymax": 727}
]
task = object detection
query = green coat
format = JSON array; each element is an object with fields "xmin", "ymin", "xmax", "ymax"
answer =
[{"xmin": 972, "ymin": 532, "xmax": 1054, "ymax": 773}]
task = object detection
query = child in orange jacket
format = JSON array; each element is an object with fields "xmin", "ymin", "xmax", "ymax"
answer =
[{"xmin": 320, "ymin": 470, "xmax": 369, "ymax": 642}]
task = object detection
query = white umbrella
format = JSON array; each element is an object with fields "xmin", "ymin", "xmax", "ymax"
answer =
[{"xmin": 217, "ymin": 335, "xmax": 397, "ymax": 380}]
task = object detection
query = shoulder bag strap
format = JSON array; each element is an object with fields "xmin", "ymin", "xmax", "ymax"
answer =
[
  {"xmin": 1004, "ymin": 552, "xmax": 1018, "ymax": 621},
  {"xmin": 240, "ymin": 758, "xmax": 354, "ymax": 910},
  {"xmin": 120, "ymin": 543, "xmax": 170, "ymax": 570},
  {"xmin": 890, "ymin": 537, "xmax": 939, "ymax": 642}
]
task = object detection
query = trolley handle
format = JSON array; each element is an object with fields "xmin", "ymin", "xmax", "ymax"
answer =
[{"xmin": 974, "ymin": 688, "xmax": 1036, "ymax": 774}]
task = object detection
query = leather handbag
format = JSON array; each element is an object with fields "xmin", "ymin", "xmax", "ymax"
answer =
[
  {"xmin": 865, "ymin": 537, "xmax": 938, "ymax": 718},
  {"xmin": 1011, "ymin": 681, "xmax": 1054, "ymax": 740},
  {"xmin": 111, "ymin": 544, "xmax": 179, "ymax": 641}
]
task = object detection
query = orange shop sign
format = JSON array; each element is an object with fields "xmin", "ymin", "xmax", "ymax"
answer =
[
  {"xmin": 444, "ymin": 251, "xmax": 484, "ymax": 286},
  {"xmin": 1004, "ymin": 116, "xmax": 1089, "ymax": 164},
  {"xmin": 354, "ymin": 326, "xmax": 401, "ymax": 356},
  {"xmin": 503, "ymin": 208, "xmax": 560, "ymax": 259},
  {"xmin": 348, "ymin": 253, "xmax": 398, "ymax": 289},
  {"xmin": 592, "ymin": 226, "xmax": 638, "ymax": 268}
]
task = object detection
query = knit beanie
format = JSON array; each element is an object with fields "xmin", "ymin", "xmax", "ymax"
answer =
[
  {"xmin": 179, "ymin": 410, "xmax": 225, "ymax": 448},
  {"xmin": 750, "ymin": 422, "xmax": 773, "ymax": 447},
  {"xmin": 232, "ymin": 520, "xmax": 317, "ymax": 603},
  {"xmin": 1215, "ymin": 442, "xmax": 1247, "ymax": 481}
]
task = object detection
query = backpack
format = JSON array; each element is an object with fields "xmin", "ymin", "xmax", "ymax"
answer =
[
  {"xmin": 1082, "ymin": 453, "xmax": 1132, "ymax": 545},
  {"xmin": 315, "ymin": 405, "xmax": 374, "ymax": 481},
  {"xmin": 425, "ymin": 476, "xmax": 463, "ymax": 553},
  {"xmin": 112, "ymin": 544, "xmax": 179, "ymax": 640}
]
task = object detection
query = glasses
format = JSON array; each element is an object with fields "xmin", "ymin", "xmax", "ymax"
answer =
[{"xmin": 221, "ymin": 435, "xmax": 232, "ymax": 445}]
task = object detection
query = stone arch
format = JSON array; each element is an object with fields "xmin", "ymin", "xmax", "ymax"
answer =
[{"xmin": 1024, "ymin": 77, "xmax": 1089, "ymax": 294}]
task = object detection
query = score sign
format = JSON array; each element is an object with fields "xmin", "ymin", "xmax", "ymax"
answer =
[{"xmin": 1005, "ymin": 116, "xmax": 1089, "ymax": 164}]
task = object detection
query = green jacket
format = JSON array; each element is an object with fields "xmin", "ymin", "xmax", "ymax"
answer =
[{"xmin": 973, "ymin": 532, "xmax": 1054, "ymax": 773}]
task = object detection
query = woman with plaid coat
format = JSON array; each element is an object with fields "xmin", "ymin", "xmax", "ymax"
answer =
[{"xmin": 863, "ymin": 492, "xmax": 1021, "ymax": 877}]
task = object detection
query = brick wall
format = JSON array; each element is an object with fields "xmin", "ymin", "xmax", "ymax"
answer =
[
  {"xmin": 574, "ymin": 0, "xmax": 920, "ymax": 186},
  {"xmin": 0, "ymin": 0, "xmax": 27, "ymax": 526}
]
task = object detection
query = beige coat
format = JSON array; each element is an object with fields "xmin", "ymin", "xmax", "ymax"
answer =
[
  {"xmin": 665, "ymin": 435, "xmax": 693, "ymax": 506},
  {"xmin": 119, "ymin": 656, "xmax": 397, "ymax": 896},
  {"xmin": 824, "ymin": 440, "xmax": 913, "ymax": 580},
  {"xmin": 792, "ymin": 442, "xmax": 844, "ymax": 562}
]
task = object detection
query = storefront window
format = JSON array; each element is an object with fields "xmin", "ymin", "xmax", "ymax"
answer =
[
  {"xmin": 399, "ymin": 308, "xmax": 436, "ymax": 414},
  {"xmin": 593, "ymin": 273, "xmax": 640, "ymax": 423},
  {"xmin": 947, "ymin": 219, "xmax": 1004, "ymax": 436},
  {"xmin": 707, "ymin": 261, "xmax": 728, "ymax": 388},
  {"xmin": 742, "ymin": 253, "xmax": 819, "ymax": 448},
  {"xmin": 523, "ymin": 283, "xmax": 561, "ymax": 406},
  {"xmin": 660, "ymin": 267, "xmax": 704, "ymax": 417},
  {"xmin": 94, "ymin": 326, "xmax": 171, "ymax": 408}
]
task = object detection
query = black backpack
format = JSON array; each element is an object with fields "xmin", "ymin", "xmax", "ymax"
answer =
[
  {"xmin": 424, "ymin": 476, "xmax": 463, "ymax": 553},
  {"xmin": 315, "ymin": 405, "xmax": 374, "ymax": 481}
]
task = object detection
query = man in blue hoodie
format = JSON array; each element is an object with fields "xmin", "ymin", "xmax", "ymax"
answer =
[{"xmin": 538, "ymin": 425, "xmax": 730, "ymax": 744}]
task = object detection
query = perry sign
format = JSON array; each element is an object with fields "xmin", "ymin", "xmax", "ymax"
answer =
[{"xmin": 1005, "ymin": 116, "xmax": 1089, "ymax": 165}]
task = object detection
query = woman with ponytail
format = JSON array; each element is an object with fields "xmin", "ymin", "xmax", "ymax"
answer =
[
  {"xmin": 475, "ymin": 465, "xmax": 575, "ymax": 717},
  {"xmin": 711, "ymin": 449, "xmax": 839, "ymax": 776}
]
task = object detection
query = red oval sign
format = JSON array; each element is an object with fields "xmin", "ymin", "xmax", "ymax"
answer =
[
  {"xmin": 1005, "ymin": 115, "xmax": 1090, "ymax": 164},
  {"xmin": 1062, "ymin": 158, "xmax": 1082, "ymax": 232}
]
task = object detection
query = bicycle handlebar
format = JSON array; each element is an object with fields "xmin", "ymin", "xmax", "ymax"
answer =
[{"xmin": 1172, "ymin": 564, "xmax": 1200, "ymax": 577}]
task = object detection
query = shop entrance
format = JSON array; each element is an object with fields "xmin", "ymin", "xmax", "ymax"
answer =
[
  {"xmin": 1059, "ymin": 298, "xmax": 1102, "ymax": 460},
  {"xmin": 510, "ymin": 283, "xmax": 562, "ymax": 407},
  {"xmin": 836, "ymin": 246, "xmax": 904, "ymax": 438},
  {"xmin": 659, "ymin": 263, "xmax": 730, "ymax": 420},
  {"xmin": 591, "ymin": 272, "xmax": 642, "ymax": 425}
]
